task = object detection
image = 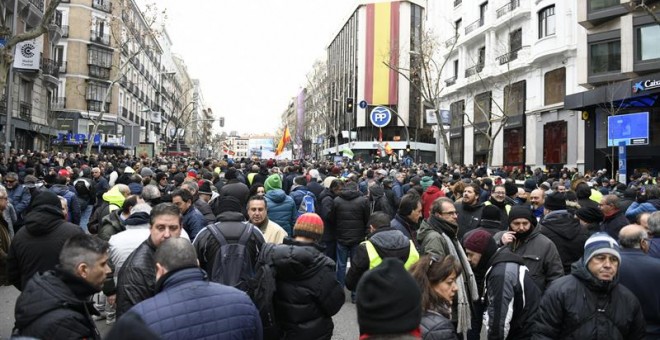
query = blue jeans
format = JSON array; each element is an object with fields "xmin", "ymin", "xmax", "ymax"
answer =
[
  {"xmin": 336, "ymin": 242, "xmax": 358, "ymax": 289},
  {"xmin": 79, "ymin": 205, "xmax": 93, "ymax": 233}
]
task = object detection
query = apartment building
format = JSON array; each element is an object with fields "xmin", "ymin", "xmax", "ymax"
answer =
[
  {"xmin": 565, "ymin": 0, "xmax": 660, "ymax": 172},
  {"xmin": 432, "ymin": 0, "xmax": 584, "ymax": 169}
]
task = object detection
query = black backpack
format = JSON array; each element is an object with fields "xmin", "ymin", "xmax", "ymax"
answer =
[
  {"xmin": 249, "ymin": 243, "xmax": 281, "ymax": 340},
  {"xmin": 206, "ymin": 222, "xmax": 255, "ymax": 292}
]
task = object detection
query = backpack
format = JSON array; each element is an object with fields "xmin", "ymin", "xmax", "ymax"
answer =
[
  {"xmin": 249, "ymin": 243, "xmax": 281, "ymax": 340},
  {"xmin": 298, "ymin": 192, "xmax": 316, "ymax": 214},
  {"xmin": 206, "ymin": 223, "xmax": 254, "ymax": 292}
]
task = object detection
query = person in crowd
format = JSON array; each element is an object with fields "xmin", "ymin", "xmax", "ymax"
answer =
[
  {"xmin": 420, "ymin": 179, "xmax": 445, "ymax": 219},
  {"xmin": 92, "ymin": 167, "xmax": 109, "ymax": 203},
  {"xmin": 98, "ymin": 195, "xmax": 139, "ymax": 241},
  {"xmin": 126, "ymin": 238, "xmax": 262, "ymax": 339},
  {"xmin": 599, "ymin": 194, "xmax": 629, "ymax": 240},
  {"xmin": 73, "ymin": 168, "xmax": 96, "ymax": 232},
  {"xmin": 539, "ymin": 192, "xmax": 589, "ymax": 274},
  {"xmin": 346, "ymin": 212, "xmax": 419, "ymax": 291},
  {"xmin": 88, "ymin": 184, "xmax": 130, "ymax": 234},
  {"xmin": 498, "ymin": 206, "xmax": 563, "ymax": 292},
  {"xmin": 0, "ymin": 185, "xmax": 14, "ymax": 285},
  {"xmin": 575, "ymin": 205, "xmax": 604, "ymax": 236},
  {"xmin": 456, "ymin": 183, "xmax": 485, "ymax": 239},
  {"xmin": 626, "ymin": 185, "xmax": 660, "ymax": 222},
  {"xmin": 49, "ymin": 174, "xmax": 81, "ymax": 225},
  {"xmin": 181, "ymin": 180, "xmax": 215, "ymax": 225},
  {"xmin": 263, "ymin": 174, "xmax": 297, "ymax": 235},
  {"xmin": 13, "ymin": 234, "xmax": 110, "ymax": 338},
  {"xmin": 140, "ymin": 184, "xmax": 161, "ymax": 207},
  {"xmin": 171, "ymin": 188, "xmax": 205, "ymax": 240},
  {"xmin": 289, "ymin": 175, "xmax": 317, "ymax": 214},
  {"xmin": 7, "ymin": 190, "xmax": 82, "ymax": 290},
  {"xmin": 115, "ymin": 203, "xmax": 184, "ymax": 317},
  {"xmin": 417, "ymin": 197, "xmax": 479, "ymax": 337},
  {"xmin": 317, "ymin": 178, "xmax": 342, "ymax": 261},
  {"xmin": 219, "ymin": 167, "xmax": 250, "ymax": 208},
  {"xmin": 332, "ymin": 181, "xmax": 370, "ymax": 297},
  {"xmin": 484, "ymin": 185, "xmax": 511, "ymax": 226},
  {"xmin": 306, "ymin": 169, "xmax": 325, "ymax": 199},
  {"xmin": 390, "ymin": 193, "xmax": 423, "ymax": 251},
  {"xmin": 648, "ymin": 211, "xmax": 660, "ymax": 259},
  {"xmin": 356, "ymin": 258, "xmax": 423, "ymax": 339},
  {"xmin": 471, "ymin": 205, "xmax": 505, "ymax": 236},
  {"xmin": 534, "ymin": 232, "xmax": 646, "ymax": 339},
  {"xmin": 5, "ymin": 172, "xmax": 31, "ymax": 229},
  {"xmin": 463, "ymin": 231, "xmax": 540, "ymax": 340},
  {"xmin": 529, "ymin": 189, "xmax": 545, "ymax": 221},
  {"xmin": 617, "ymin": 224, "xmax": 660, "ymax": 338},
  {"xmin": 270, "ymin": 213, "xmax": 344, "ymax": 339},
  {"xmin": 575, "ymin": 181, "xmax": 599, "ymax": 210},
  {"xmin": 247, "ymin": 195, "xmax": 287, "ymax": 244},
  {"xmin": 367, "ymin": 182, "xmax": 394, "ymax": 218},
  {"xmin": 249, "ymin": 182, "xmax": 266, "ymax": 198}
]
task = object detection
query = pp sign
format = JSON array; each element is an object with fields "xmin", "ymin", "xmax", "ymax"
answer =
[{"xmin": 370, "ymin": 106, "xmax": 392, "ymax": 128}]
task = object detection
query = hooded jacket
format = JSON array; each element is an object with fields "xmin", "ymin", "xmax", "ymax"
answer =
[
  {"xmin": 13, "ymin": 268, "xmax": 101, "ymax": 339},
  {"xmin": 539, "ymin": 210, "xmax": 589, "ymax": 275},
  {"xmin": 368, "ymin": 185, "xmax": 394, "ymax": 218},
  {"xmin": 455, "ymin": 201, "xmax": 484, "ymax": 239},
  {"xmin": 483, "ymin": 248, "xmax": 540, "ymax": 340},
  {"xmin": 50, "ymin": 184, "xmax": 81, "ymax": 225},
  {"xmin": 98, "ymin": 208, "xmax": 125, "ymax": 241},
  {"xmin": 533, "ymin": 261, "xmax": 646, "ymax": 340},
  {"xmin": 265, "ymin": 189, "xmax": 298, "ymax": 235},
  {"xmin": 317, "ymin": 188, "xmax": 337, "ymax": 242},
  {"xmin": 271, "ymin": 238, "xmax": 344, "ymax": 340},
  {"xmin": 421, "ymin": 185, "xmax": 445, "ymax": 219},
  {"xmin": 332, "ymin": 187, "xmax": 370, "ymax": 246},
  {"xmin": 6, "ymin": 191, "xmax": 82, "ymax": 290}
]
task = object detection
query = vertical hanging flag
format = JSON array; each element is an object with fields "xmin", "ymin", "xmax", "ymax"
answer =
[
  {"xmin": 275, "ymin": 126, "xmax": 291, "ymax": 156},
  {"xmin": 365, "ymin": 1, "xmax": 400, "ymax": 105}
]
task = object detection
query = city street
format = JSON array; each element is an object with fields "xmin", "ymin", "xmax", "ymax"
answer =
[{"xmin": 0, "ymin": 285, "xmax": 359, "ymax": 339}]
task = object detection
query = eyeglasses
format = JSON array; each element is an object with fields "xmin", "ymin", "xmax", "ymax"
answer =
[{"xmin": 4, "ymin": 180, "xmax": 16, "ymax": 184}]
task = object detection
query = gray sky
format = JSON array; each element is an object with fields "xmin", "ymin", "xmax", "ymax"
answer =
[{"xmin": 152, "ymin": 0, "xmax": 356, "ymax": 136}]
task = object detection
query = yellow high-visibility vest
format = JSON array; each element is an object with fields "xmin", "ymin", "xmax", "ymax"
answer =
[{"xmin": 362, "ymin": 239, "xmax": 419, "ymax": 270}]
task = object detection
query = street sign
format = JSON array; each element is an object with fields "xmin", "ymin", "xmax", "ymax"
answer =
[
  {"xmin": 618, "ymin": 143, "xmax": 626, "ymax": 184},
  {"xmin": 359, "ymin": 100, "xmax": 368, "ymax": 109},
  {"xmin": 370, "ymin": 106, "xmax": 392, "ymax": 128}
]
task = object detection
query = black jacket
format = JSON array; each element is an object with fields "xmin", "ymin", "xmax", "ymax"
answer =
[
  {"xmin": 219, "ymin": 180, "xmax": 251, "ymax": 208},
  {"xmin": 195, "ymin": 197, "xmax": 215, "ymax": 225},
  {"xmin": 13, "ymin": 268, "xmax": 101, "ymax": 339},
  {"xmin": 345, "ymin": 227, "xmax": 413, "ymax": 291},
  {"xmin": 533, "ymin": 261, "xmax": 646, "ymax": 340},
  {"xmin": 192, "ymin": 211, "xmax": 265, "ymax": 278},
  {"xmin": 317, "ymin": 188, "xmax": 337, "ymax": 242},
  {"xmin": 421, "ymin": 309, "xmax": 458, "ymax": 340},
  {"xmin": 271, "ymin": 238, "xmax": 345, "ymax": 340},
  {"xmin": 6, "ymin": 206, "xmax": 82, "ymax": 290},
  {"xmin": 539, "ymin": 210, "xmax": 589, "ymax": 275},
  {"xmin": 618, "ymin": 248, "xmax": 660, "ymax": 338},
  {"xmin": 455, "ymin": 201, "xmax": 484, "ymax": 239},
  {"xmin": 600, "ymin": 211, "xmax": 629, "ymax": 240},
  {"xmin": 115, "ymin": 237, "xmax": 157, "ymax": 317},
  {"xmin": 332, "ymin": 188, "xmax": 370, "ymax": 246},
  {"xmin": 484, "ymin": 248, "xmax": 540, "ymax": 340}
]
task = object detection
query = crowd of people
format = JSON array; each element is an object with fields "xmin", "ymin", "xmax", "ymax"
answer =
[{"xmin": 0, "ymin": 149, "xmax": 659, "ymax": 339}]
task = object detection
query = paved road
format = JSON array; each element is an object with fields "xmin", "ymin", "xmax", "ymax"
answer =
[{"xmin": 1, "ymin": 285, "xmax": 359, "ymax": 339}]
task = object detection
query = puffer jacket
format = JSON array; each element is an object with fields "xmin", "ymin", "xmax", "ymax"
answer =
[
  {"xmin": 332, "ymin": 187, "xmax": 370, "ymax": 246},
  {"xmin": 50, "ymin": 184, "xmax": 81, "ymax": 225},
  {"xmin": 533, "ymin": 261, "xmax": 646, "ymax": 340},
  {"xmin": 271, "ymin": 238, "xmax": 345, "ymax": 340},
  {"xmin": 265, "ymin": 189, "xmax": 298, "ymax": 235},
  {"xmin": 346, "ymin": 227, "xmax": 417, "ymax": 291},
  {"xmin": 420, "ymin": 310, "xmax": 458, "ymax": 340},
  {"xmin": 455, "ymin": 201, "xmax": 484, "ymax": 239},
  {"xmin": 390, "ymin": 214, "xmax": 421, "ymax": 251},
  {"xmin": 600, "ymin": 211, "xmax": 629, "ymax": 240},
  {"xmin": 539, "ymin": 210, "xmax": 589, "ymax": 274},
  {"xmin": 497, "ymin": 226, "xmax": 564, "ymax": 292},
  {"xmin": 219, "ymin": 180, "xmax": 250, "ymax": 207},
  {"xmin": 6, "ymin": 205, "xmax": 82, "ymax": 290},
  {"xmin": 129, "ymin": 267, "xmax": 262, "ymax": 339},
  {"xmin": 97, "ymin": 209, "xmax": 125, "ymax": 241},
  {"xmin": 421, "ymin": 186, "xmax": 445, "ymax": 219},
  {"xmin": 116, "ymin": 237, "xmax": 157, "ymax": 317},
  {"xmin": 13, "ymin": 268, "xmax": 101, "ymax": 339},
  {"xmin": 181, "ymin": 205, "xmax": 205, "ymax": 240}
]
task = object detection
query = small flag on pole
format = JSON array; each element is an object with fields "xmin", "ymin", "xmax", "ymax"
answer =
[
  {"xmin": 275, "ymin": 126, "xmax": 291, "ymax": 156},
  {"xmin": 342, "ymin": 148, "xmax": 354, "ymax": 159}
]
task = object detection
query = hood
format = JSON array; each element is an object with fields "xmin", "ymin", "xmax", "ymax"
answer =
[
  {"xmin": 24, "ymin": 206, "xmax": 65, "ymax": 236},
  {"xmin": 124, "ymin": 212, "xmax": 151, "ymax": 226},
  {"xmin": 368, "ymin": 185, "xmax": 385, "ymax": 199},
  {"xmin": 539, "ymin": 210, "xmax": 582, "ymax": 240},
  {"xmin": 265, "ymin": 188, "xmax": 287, "ymax": 203},
  {"xmin": 368, "ymin": 228, "xmax": 410, "ymax": 250},
  {"xmin": 49, "ymin": 184, "xmax": 70, "ymax": 196},
  {"xmin": 103, "ymin": 186, "xmax": 125, "ymax": 207},
  {"xmin": 216, "ymin": 211, "xmax": 245, "ymax": 222},
  {"xmin": 423, "ymin": 185, "xmax": 442, "ymax": 196},
  {"xmin": 271, "ymin": 239, "xmax": 330, "ymax": 279},
  {"xmin": 570, "ymin": 259, "xmax": 618, "ymax": 293},
  {"xmin": 339, "ymin": 188, "xmax": 363, "ymax": 200},
  {"xmin": 487, "ymin": 247, "xmax": 524, "ymax": 268},
  {"xmin": 461, "ymin": 201, "xmax": 484, "ymax": 212}
]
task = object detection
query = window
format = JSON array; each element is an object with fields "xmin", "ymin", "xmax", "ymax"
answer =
[
  {"xmin": 544, "ymin": 67, "xmax": 566, "ymax": 105},
  {"xmin": 590, "ymin": 40, "xmax": 620, "ymax": 74},
  {"xmin": 504, "ymin": 80, "xmax": 525, "ymax": 116},
  {"xmin": 543, "ymin": 121, "xmax": 567, "ymax": 165},
  {"xmin": 480, "ymin": 2, "xmax": 488, "ymax": 24},
  {"xmin": 86, "ymin": 82, "xmax": 109, "ymax": 102},
  {"xmin": 450, "ymin": 137, "xmax": 464, "ymax": 165},
  {"xmin": 474, "ymin": 91, "xmax": 491, "ymax": 124},
  {"xmin": 637, "ymin": 24, "xmax": 660, "ymax": 61},
  {"xmin": 453, "ymin": 59, "xmax": 459, "ymax": 79},
  {"xmin": 450, "ymin": 100, "xmax": 465, "ymax": 129},
  {"xmin": 88, "ymin": 47, "xmax": 112, "ymax": 68},
  {"xmin": 455, "ymin": 18, "xmax": 462, "ymax": 33},
  {"xmin": 588, "ymin": 0, "xmax": 619, "ymax": 11},
  {"xmin": 510, "ymin": 28, "xmax": 522, "ymax": 52},
  {"xmin": 503, "ymin": 128, "xmax": 524, "ymax": 164},
  {"xmin": 539, "ymin": 5, "xmax": 555, "ymax": 38}
]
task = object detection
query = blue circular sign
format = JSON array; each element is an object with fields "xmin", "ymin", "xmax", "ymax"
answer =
[
  {"xmin": 370, "ymin": 106, "xmax": 392, "ymax": 128},
  {"xmin": 359, "ymin": 100, "xmax": 368, "ymax": 109}
]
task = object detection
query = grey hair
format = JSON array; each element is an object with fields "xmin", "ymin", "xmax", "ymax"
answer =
[
  {"xmin": 618, "ymin": 228, "xmax": 647, "ymax": 249},
  {"xmin": 648, "ymin": 211, "xmax": 660, "ymax": 236}
]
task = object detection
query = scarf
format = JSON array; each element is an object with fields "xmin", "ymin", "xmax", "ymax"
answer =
[{"xmin": 441, "ymin": 232, "xmax": 479, "ymax": 339}]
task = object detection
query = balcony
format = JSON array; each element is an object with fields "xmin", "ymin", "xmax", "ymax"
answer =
[
  {"xmin": 90, "ymin": 32, "xmax": 110, "ymax": 46},
  {"xmin": 51, "ymin": 97, "xmax": 66, "ymax": 110},
  {"xmin": 465, "ymin": 18, "xmax": 484, "ymax": 35},
  {"xmin": 87, "ymin": 100, "xmax": 109, "ymax": 112},
  {"xmin": 48, "ymin": 10, "xmax": 63, "ymax": 43},
  {"xmin": 496, "ymin": 0, "xmax": 519, "ymax": 18},
  {"xmin": 19, "ymin": 101, "xmax": 32, "ymax": 121},
  {"xmin": 496, "ymin": 48, "xmax": 521, "ymax": 65},
  {"xmin": 40, "ymin": 58, "xmax": 59, "ymax": 88},
  {"xmin": 58, "ymin": 61, "xmax": 67, "ymax": 73},
  {"xmin": 445, "ymin": 36, "xmax": 457, "ymax": 48},
  {"xmin": 465, "ymin": 63, "xmax": 484, "ymax": 77},
  {"xmin": 22, "ymin": 0, "xmax": 44, "ymax": 28},
  {"xmin": 454, "ymin": 0, "xmax": 462, "ymax": 6},
  {"xmin": 89, "ymin": 65, "xmax": 110, "ymax": 80},
  {"xmin": 92, "ymin": 0, "xmax": 112, "ymax": 13},
  {"xmin": 445, "ymin": 76, "xmax": 457, "ymax": 86},
  {"xmin": 61, "ymin": 25, "xmax": 69, "ymax": 38}
]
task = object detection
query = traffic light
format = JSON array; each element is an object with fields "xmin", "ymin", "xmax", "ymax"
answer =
[
  {"xmin": 219, "ymin": 117, "xmax": 225, "ymax": 127},
  {"xmin": 346, "ymin": 97, "xmax": 354, "ymax": 113}
]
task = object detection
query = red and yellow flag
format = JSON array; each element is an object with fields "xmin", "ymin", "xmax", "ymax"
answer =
[
  {"xmin": 365, "ymin": 1, "xmax": 400, "ymax": 106},
  {"xmin": 275, "ymin": 126, "xmax": 291, "ymax": 156}
]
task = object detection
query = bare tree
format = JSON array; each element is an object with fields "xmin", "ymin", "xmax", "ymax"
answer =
[
  {"xmin": 633, "ymin": 0, "xmax": 660, "ymax": 24},
  {"xmin": 84, "ymin": 0, "xmax": 165, "ymax": 156},
  {"xmin": 306, "ymin": 59, "xmax": 341, "ymax": 155}
]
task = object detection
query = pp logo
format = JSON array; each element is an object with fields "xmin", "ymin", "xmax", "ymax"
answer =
[{"xmin": 370, "ymin": 106, "xmax": 392, "ymax": 128}]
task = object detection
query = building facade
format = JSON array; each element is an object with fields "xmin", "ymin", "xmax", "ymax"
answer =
[
  {"xmin": 433, "ymin": 0, "xmax": 584, "ymax": 170},
  {"xmin": 566, "ymin": 0, "xmax": 660, "ymax": 174}
]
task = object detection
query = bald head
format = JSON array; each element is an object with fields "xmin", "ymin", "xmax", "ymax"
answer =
[
  {"xmin": 618, "ymin": 224, "xmax": 648, "ymax": 250},
  {"xmin": 154, "ymin": 238, "xmax": 198, "ymax": 276},
  {"xmin": 530, "ymin": 189, "xmax": 545, "ymax": 209}
]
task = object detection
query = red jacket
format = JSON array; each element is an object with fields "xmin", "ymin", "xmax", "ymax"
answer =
[{"xmin": 421, "ymin": 186, "xmax": 445, "ymax": 219}]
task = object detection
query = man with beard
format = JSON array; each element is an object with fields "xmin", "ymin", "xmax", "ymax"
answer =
[
  {"xmin": 484, "ymin": 185, "xmax": 511, "ymax": 226},
  {"xmin": 529, "ymin": 189, "xmax": 545, "ymax": 221},
  {"xmin": 456, "ymin": 183, "xmax": 484, "ymax": 239}
]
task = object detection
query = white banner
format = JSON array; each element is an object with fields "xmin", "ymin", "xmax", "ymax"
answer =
[
  {"xmin": 150, "ymin": 111, "xmax": 161, "ymax": 124},
  {"xmin": 14, "ymin": 37, "xmax": 43, "ymax": 70}
]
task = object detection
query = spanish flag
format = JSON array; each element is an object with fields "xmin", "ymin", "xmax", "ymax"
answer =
[{"xmin": 275, "ymin": 126, "xmax": 291, "ymax": 156}]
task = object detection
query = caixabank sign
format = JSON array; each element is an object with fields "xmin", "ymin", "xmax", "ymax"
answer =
[{"xmin": 632, "ymin": 78, "xmax": 660, "ymax": 94}]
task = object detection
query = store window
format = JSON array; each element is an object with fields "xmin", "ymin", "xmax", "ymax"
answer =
[
  {"xmin": 474, "ymin": 91, "xmax": 491, "ymax": 124},
  {"xmin": 503, "ymin": 127, "xmax": 524, "ymax": 164},
  {"xmin": 544, "ymin": 67, "xmax": 566, "ymax": 105},
  {"xmin": 543, "ymin": 121, "xmax": 567, "ymax": 165}
]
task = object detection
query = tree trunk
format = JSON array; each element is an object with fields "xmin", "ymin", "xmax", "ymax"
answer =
[{"xmin": 434, "ymin": 111, "xmax": 453, "ymax": 165}]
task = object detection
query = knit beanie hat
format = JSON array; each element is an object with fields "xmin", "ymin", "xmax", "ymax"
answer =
[
  {"xmin": 508, "ymin": 206, "xmax": 537, "ymax": 227},
  {"xmin": 264, "ymin": 174, "xmax": 282, "ymax": 192},
  {"xmin": 524, "ymin": 179, "xmax": 537, "ymax": 193},
  {"xmin": 481, "ymin": 205, "xmax": 501, "ymax": 222},
  {"xmin": 293, "ymin": 213, "xmax": 324, "ymax": 242},
  {"xmin": 544, "ymin": 192, "xmax": 567, "ymax": 211},
  {"xmin": 198, "ymin": 181, "xmax": 213, "ymax": 195},
  {"xmin": 504, "ymin": 181, "xmax": 518, "ymax": 197},
  {"xmin": 357, "ymin": 258, "xmax": 422, "ymax": 335},
  {"xmin": 463, "ymin": 229, "xmax": 495, "ymax": 255},
  {"xmin": 576, "ymin": 206, "xmax": 604, "ymax": 224},
  {"xmin": 420, "ymin": 176, "xmax": 433, "ymax": 191},
  {"xmin": 140, "ymin": 167, "xmax": 154, "ymax": 178},
  {"xmin": 225, "ymin": 168, "xmax": 237, "ymax": 180},
  {"xmin": 583, "ymin": 232, "xmax": 621, "ymax": 265}
]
